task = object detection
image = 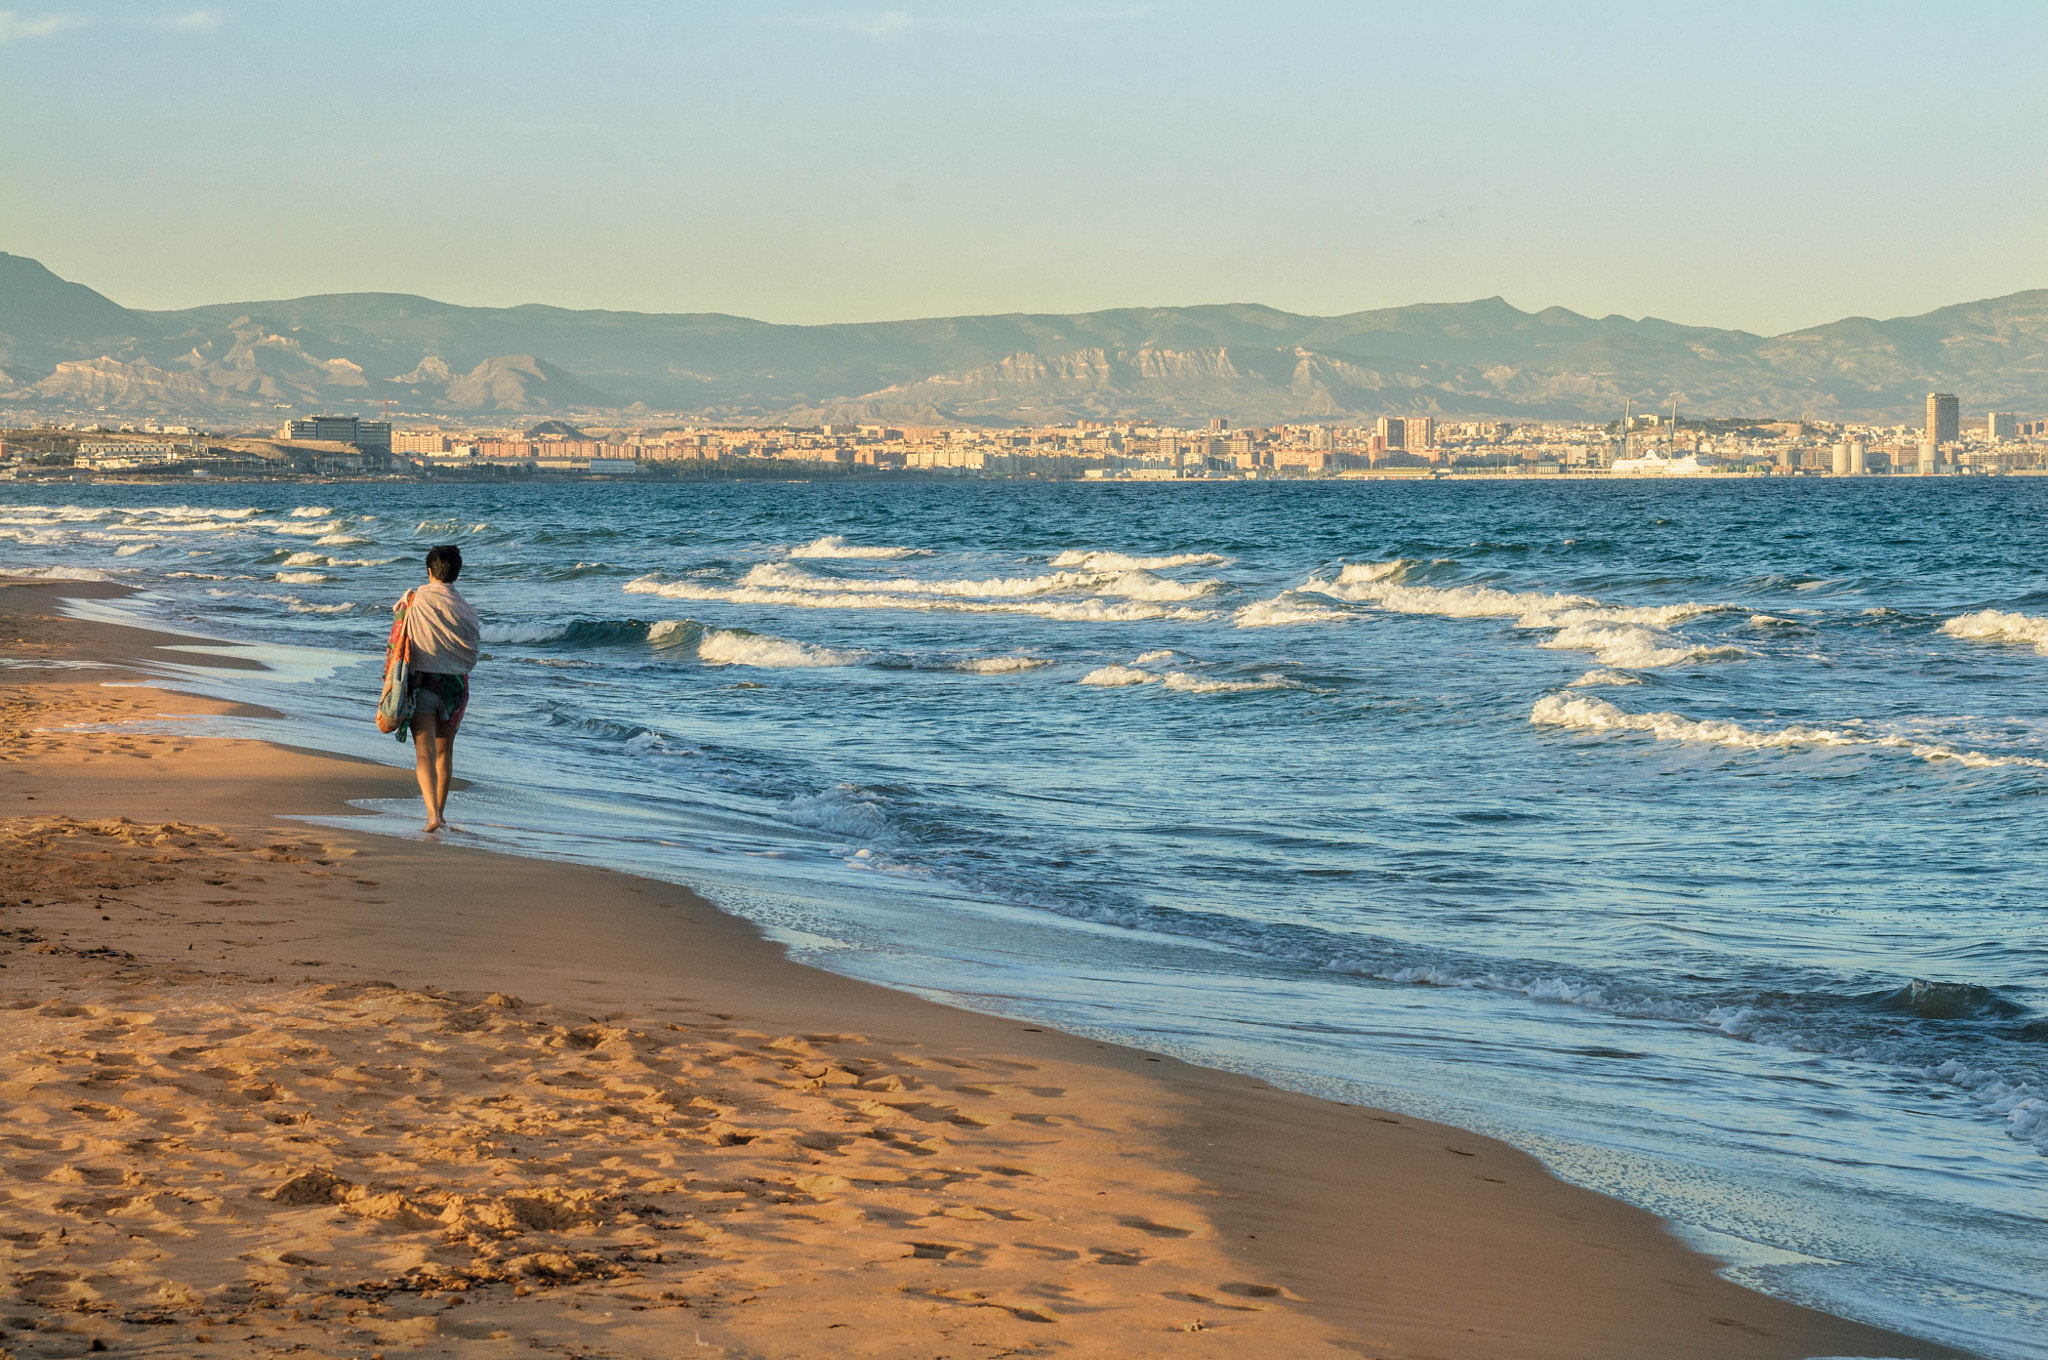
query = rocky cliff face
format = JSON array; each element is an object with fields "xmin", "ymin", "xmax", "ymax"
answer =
[
  {"xmin": 440, "ymin": 355, "xmax": 612, "ymax": 411},
  {"xmin": 5, "ymin": 251, "xmax": 2046, "ymax": 424}
]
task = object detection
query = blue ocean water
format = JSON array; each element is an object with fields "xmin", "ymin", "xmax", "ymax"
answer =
[{"xmin": 5, "ymin": 478, "xmax": 2045, "ymax": 1357}]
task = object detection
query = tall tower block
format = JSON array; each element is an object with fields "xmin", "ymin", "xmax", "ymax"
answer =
[{"xmin": 1926, "ymin": 393, "xmax": 1960, "ymax": 446}]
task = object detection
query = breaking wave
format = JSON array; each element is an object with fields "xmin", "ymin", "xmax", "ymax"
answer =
[
  {"xmin": 787, "ymin": 535, "xmax": 930, "ymax": 560},
  {"xmin": 1049, "ymin": 549, "xmax": 1228, "ymax": 570},
  {"xmin": 954, "ymin": 655, "xmax": 1051, "ymax": 673},
  {"xmin": 1081, "ymin": 662, "xmax": 1306, "ymax": 694},
  {"xmin": 698, "ymin": 629, "xmax": 861, "ymax": 668},
  {"xmin": 1080, "ymin": 664, "xmax": 1156, "ymax": 687},
  {"xmin": 1941, "ymin": 609, "xmax": 2048, "ymax": 656},
  {"xmin": 643, "ymin": 618, "xmax": 861, "ymax": 668},
  {"xmin": 739, "ymin": 561, "xmax": 1219, "ymax": 602},
  {"xmin": 1306, "ymin": 560, "xmax": 1732, "ymax": 668},
  {"xmin": 1233, "ymin": 596, "xmax": 1350, "ymax": 628},
  {"xmin": 777, "ymin": 783, "xmax": 902, "ymax": 844},
  {"xmin": 1567, "ymin": 668, "xmax": 1642, "ymax": 688},
  {"xmin": 624, "ymin": 573, "xmax": 1215, "ymax": 624},
  {"xmin": 1531, "ymin": 693, "xmax": 2048, "ymax": 769},
  {"xmin": 1538, "ymin": 622, "xmax": 1743, "ymax": 669},
  {"xmin": 5, "ymin": 565, "xmax": 122, "ymax": 581}
]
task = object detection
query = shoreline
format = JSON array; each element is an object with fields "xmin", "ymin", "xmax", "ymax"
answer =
[{"xmin": 0, "ymin": 576, "xmax": 1974, "ymax": 1359}]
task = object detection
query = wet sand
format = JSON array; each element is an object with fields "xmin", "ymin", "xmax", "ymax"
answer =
[{"xmin": 0, "ymin": 577, "xmax": 1969, "ymax": 1359}]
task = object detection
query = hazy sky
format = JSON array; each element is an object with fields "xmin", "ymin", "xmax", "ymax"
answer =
[{"xmin": 4, "ymin": 2, "xmax": 2044, "ymax": 332}]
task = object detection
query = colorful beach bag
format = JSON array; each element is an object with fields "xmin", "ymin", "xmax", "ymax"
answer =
[{"xmin": 375, "ymin": 589, "xmax": 417, "ymax": 737}]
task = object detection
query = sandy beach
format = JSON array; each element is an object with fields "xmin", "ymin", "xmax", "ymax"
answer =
[{"xmin": 0, "ymin": 577, "xmax": 1970, "ymax": 1360}]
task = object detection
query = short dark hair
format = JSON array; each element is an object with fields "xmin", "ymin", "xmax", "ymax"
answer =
[{"xmin": 425, "ymin": 544, "xmax": 462, "ymax": 583}]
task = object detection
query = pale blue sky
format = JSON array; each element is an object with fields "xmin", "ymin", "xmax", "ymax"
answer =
[{"xmin": 3, "ymin": 1, "xmax": 2044, "ymax": 331}]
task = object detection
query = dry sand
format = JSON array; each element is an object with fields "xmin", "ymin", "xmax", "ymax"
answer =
[{"xmin": 0, "ymin": 578, "xmax": 1969, "ymax": 1360}]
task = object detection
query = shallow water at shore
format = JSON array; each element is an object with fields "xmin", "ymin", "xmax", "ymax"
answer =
[{"xmin": 7, "ymin": 477, "xmax": 2046, "ymax": 1357}]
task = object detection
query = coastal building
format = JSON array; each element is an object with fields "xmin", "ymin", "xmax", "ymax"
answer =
[
  {"xmin": 283, "ymin": 415, "xmax": 392, "ymax": 453},
  {"xmin": 1372, "ymin": 416, "xmax": 1435, "ymax": 455},
  {"xmin": 75, "ymin": 440, "xmax": 185, "ymax": 470},
  {"xmin": 1926, "ymin": 393, "xmax": 1960, "ymax": 446},
  {"xmin": 1987, "ymin": 412, "xmax": 2019, "ymax": 440}
]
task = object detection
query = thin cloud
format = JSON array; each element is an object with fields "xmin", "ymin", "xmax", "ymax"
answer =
[
  {"xmin": 0, "ymin": 9, "xmax": 89, "ymax": 41},
  {"xmin": 150, "ymin": 9, "xmax": 227, "ymax": 30}
]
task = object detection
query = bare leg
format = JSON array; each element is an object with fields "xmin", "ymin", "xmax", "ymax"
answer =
[
  {"xmin": 412, "ymin": 712, "xmax": 445, "ymax": 831},
  {"xmin": 434, "ymin": 734, "xmax": 455, "ymax": 822}
]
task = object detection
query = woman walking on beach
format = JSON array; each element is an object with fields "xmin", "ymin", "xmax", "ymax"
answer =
[{"xmin": 394, "ymin": 544, "xmax": 480, "ymax": 832}]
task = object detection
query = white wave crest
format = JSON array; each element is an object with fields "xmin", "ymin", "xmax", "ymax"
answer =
[
  {"xmin": 955, "ymin": 656, "xmax": 1050, "ymax": 673},
  {"xmin": 1535, "ymin": 694, "xmax": 1862, "ymax": 751},
  {"xmin": 1080, "ymin": 665, "xmax": 1158, "ymax": 687},
  {"xmin": 1539, "ymin": 621, "xmax": 1743, "ymax": 669},
  {"xmin": 1160, "ymin": 671, "xmax": 1304, "ymax": 694},
  {"xmin": 1315, "ymin": 569, "xmax": 1594, "ymax": 619},
  {"xmin": 1567, "ymin": 669, "xmax": 1642, "ymax": 688},
  {"xmin": 275, "ymin": 520, "xmax": 343, "ymax": 537},
  {"xmin": 743, "ymin": 561, "xmax": 1101, "ymax": 599},
  {"xmin": 113, "ymin": 542, "xmax": 155, "ymax": 557},
  {"xmin": 786, "ymin": 535, "xmax": 930, "ymax": 560},
  {"xmin": 624, "ymin": 574, "xmax": 1215, "ymax": 624},
  {"xmin": 1532, "ymin": 694, "xmax": 2048, "ymax": 769},
  {"xmin": 1082, "ymin": 663, "xmax": 1304, "ymax": 694},
  {"xmin": 315, "ymin": 533, "xmax": 371, "ymax": 547},
  {"xmin": 697, "ymin": 628, "xmax": 861, "ymax": 668},
  {"xmin": 741, "ymin": 560, "xmax": 1220, "ymax": 603},
  {"xmin": 485, "ymin": 623, "xmax": 568, "ymax": 644},
  {"xmin": 1312, "ymin": 560, "xmax": 1729, "ymax": 669},
  {"xmin": 274, "ymin": 571, "xmax": 328, "ymax": 584},
  {"xmin": 1050, "ymin": 549, "xmax": 1228, "ymax": 570},
  {"xmin": 288, "ymin": 506, "xmax": 333, "ymax": 518},
  {"xmin": 1941, "ymin": 609, "xmax": 2048, "ymax": 656},
  {"xmin": 1133, "ymin": 649, "xmax": 1174, "ymax": 664},
  {"xmin": 259, "ymin": 593, "xmax": 355, "ymax": 614},
  {"xmin": 1334, "ymin": 560, "xmax": 1410, "ymax": 585},
  {"xmin": 1234, "ymin": 596, "xmax": 1349, "ymax": 628},
  {"xmin": 1316, "ymin": 560, "xmax": 1715, "ymax": 628},
  {"xmin": 282, "ymin": 551, "xmax": 325, "ymax": 567},
  {"xmin": 5, "ymin": 565, "xmax": 120, "ymax": 581}
]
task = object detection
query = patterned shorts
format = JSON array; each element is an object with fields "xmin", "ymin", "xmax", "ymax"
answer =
[{"xmin": 407, "ymin": 671, "xmax": 469, "ymax": 725}]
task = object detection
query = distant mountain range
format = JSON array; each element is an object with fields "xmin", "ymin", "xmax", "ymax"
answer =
[{"xmin": 3, "ymin": 251, "xmax": 2045, "ymax": 426}]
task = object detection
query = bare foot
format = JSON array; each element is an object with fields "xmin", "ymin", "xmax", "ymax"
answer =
[{"xmin": 423, "ymin": 818, "xmax": 444, "ymax": 833}]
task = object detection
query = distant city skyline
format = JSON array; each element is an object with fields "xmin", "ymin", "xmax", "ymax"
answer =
[{"xmin": 3, "ymin": 2, "xmax": 2045, "ymax": 333}]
